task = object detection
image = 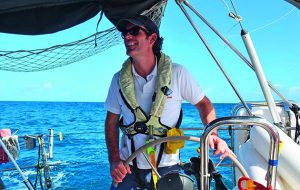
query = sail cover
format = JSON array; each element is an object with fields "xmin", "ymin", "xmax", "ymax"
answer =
[{"xmin": 0, "ymin": 0, "xmax": 161, "ymax": 35}]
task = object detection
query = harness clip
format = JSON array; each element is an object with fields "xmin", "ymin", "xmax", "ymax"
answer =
[{"xmin": 134, "ymin": 122, "xmax": 148, "ymax": 134}]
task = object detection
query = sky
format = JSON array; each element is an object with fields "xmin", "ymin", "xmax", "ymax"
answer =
[{"xmin": 0, "ymin": 0, "xmax": 299, "ymax": 103}]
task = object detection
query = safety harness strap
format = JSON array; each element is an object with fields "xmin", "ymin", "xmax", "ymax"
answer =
[
  {"xmin": 118, "ymin": 53, "xmax": 175, "ymax": 138},
  {"xmin": 130, "ymin": 138, "xmax": 165, "ymax": 189},
  {"xmin": 119, "ymin": 107, "xmax": 183, "ymax": 138}
]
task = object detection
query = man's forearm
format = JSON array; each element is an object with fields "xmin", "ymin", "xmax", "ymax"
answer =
[
  {"xmin": 195, "ymin": 96, "xmax": 218, "ymax": 136},
  {"xmin": 105, "ymin": 127, "xmax": 120, "ymax": 163},
  {"xmin": 105, "ymin": 112, "xmax": 121, "ymax": 164}
]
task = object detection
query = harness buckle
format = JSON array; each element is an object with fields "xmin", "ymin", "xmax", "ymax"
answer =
[
  {"xmin": 134, "ymin": 122, "xmax": 148, "ymax": 134},
  {"xmin": 157, "ymin": 128, "xmax": 168, "ymax": 135}
]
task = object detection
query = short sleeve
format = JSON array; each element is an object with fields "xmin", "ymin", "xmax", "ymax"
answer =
[
  {"xmin": 176, "ymin": 65, "xmax": 205, "ymax": 105},
  {"xmin": 104, "ymin": 72, "xmax": 121, "ymax": 114}
]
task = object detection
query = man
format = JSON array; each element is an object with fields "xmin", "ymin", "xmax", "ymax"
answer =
[{"xmin": 105, "ymin": 15, "xmax": 230, "ymax": 189}]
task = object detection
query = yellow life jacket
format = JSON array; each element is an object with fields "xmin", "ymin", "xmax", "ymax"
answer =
[{"xmin": 119, "ymin": 53, "xmax": 179, "ymax": 138}]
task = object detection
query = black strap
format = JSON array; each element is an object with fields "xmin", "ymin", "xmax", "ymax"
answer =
[
  {"xmin": 130, "ymin": 139, "xmax": 145, "ymax": 188},
  {"xmin": 152, "ymin": 92, "xmax": 156, "ymax": 102},
  {"xmin": 119, "ymin": 89, "xmax": 135, "ymax": 113},
  {"xmin": 118, "ymin": 89, "xmax": 181, "ymax": 137},
  {"xmin": 291, "ymin": 104, "xmax": 300, "ymax": 143},
  {"xmin": 175, "ymin": 109, "xmax": 183, "ymax": 129},
  {"xmin": 119, "ymin": 89, "xmax": 149, "ymax": 138},
  {"xmin": 131, "ymin": 139, "xmax": 138, "ymax": 169},
  {"xmin": 131, "ymin": 138, "xmax": 164, "ymax": 169},
  {"xmin": 208, "ymin": 159, "xmax": 227, "ymax": 190},
  {"xmin": 156, "ymin": 143, "xmax": 165, "ymax": 167}
]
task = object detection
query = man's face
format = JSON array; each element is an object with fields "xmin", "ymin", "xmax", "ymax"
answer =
[{"xmin": 121, "ymin": 23, "xmax": 156, "ymax": 57}]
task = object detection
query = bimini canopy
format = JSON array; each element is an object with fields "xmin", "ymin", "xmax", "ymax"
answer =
[
  {"xmin": 286, "ymin": 0, "xmax": 300, "ymax": 8},
  {"xmin": 1, "ymin": 0, "xmax": 298, "ymax": 35},
  {"xmin": 0, "ymin": 0, "xmax": 160, "ymax": 35}
]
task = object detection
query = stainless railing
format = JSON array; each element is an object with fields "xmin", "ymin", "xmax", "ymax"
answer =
[{"xmin": 200, "ymin": 116, "xmax": 280, "ymax": 190}]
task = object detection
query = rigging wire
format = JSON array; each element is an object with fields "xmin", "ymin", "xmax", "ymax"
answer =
[
  {"xmin": 217, "ymin": 0, "xmax": 296, "ymax": 112},
  {"xmin": 228, "ymin": 0, "xmax": 243, "ymax": 28},
  {"xmin": 248, "ymin": 7, "xmax": 297, "ymax": 33},
  {"xmin": 220, "ymin": 0, "xmax": 231, "ymax": 13},
  {"xmin": 220, "ymin": 0, "xmax": 242, "ymax": 25},
  {"xmin": 226, "ymin": 7, "xmax": 297, "ymax": 37}
]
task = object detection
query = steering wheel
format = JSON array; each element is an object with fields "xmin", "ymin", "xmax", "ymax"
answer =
[{"xmin": 124, "ymin": 136, "xmax": 249, "ymax": 182}]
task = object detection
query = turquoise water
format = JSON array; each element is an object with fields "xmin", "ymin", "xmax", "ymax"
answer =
[{"xmin": 0, "ymin": 101, "xmax": 235, "ymax": 189}]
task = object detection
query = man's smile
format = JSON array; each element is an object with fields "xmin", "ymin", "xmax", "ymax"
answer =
[{"xmin": 125, "ymin": 41, "xmax": 137, "ymax": 47}]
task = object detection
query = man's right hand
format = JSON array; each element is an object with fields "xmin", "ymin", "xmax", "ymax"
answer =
[
  {"xmin": 110, "ymin": 160, "xmax": 131, "ymax": 183},
  {"xmin": 208, "ymin": 134, "xmax": 233, "ymax": 160}
]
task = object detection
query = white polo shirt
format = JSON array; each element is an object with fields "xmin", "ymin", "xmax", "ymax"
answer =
[{"xmin": 105, "ymin": 62, "xmax": 205, "ymax": 169}]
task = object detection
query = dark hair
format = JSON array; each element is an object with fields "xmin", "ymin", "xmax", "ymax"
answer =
[
  {"xmin": 152, "ymin": 35, "xmax": 163, "ymax": 56},
  {"xmin": 117, "ymin": 15, "xmax": 163, "ymax": 55}
]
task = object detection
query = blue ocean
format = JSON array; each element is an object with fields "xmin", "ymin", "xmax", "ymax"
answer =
[{"xmin": 0, "ymin": 101, "xmax": 236, "ymax": 190}]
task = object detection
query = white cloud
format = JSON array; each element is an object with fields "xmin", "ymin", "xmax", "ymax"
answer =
[
  {"xmin": 41, "ymin": 81, "xmax": 53, "ymax": 89},
  {"xmin": 24, "ymin": 81, "xmax": 53, "ymax": 92},
  {"xmin": 288, "ymin": 86, "xmax": 300, "ymax": 95},
  {"xmin": 26, "ymin": 81, "xmax": 53, "ymax": 90},
  {"xmin": 273, "ymin": 83, "xmax": 282, "ymax": 89}
]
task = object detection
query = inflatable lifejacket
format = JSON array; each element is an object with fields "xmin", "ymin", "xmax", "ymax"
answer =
[{"xmin": 118, "ymin": 53, "xmax": 182, "ymax": 138}]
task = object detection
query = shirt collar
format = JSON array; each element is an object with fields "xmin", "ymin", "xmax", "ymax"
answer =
[{"xmin": 132, "ymin": 57, "xmax": 157, "ymax": 80}]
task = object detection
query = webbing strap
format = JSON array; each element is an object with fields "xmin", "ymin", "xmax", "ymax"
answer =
[
  {"xmin": 130, "ymin": 139, "xmax": 145, "ymax": 188},
  {"xmin": 156, "ymin": 143, "xmax": 164, "ymax": 167},
  {"xmin": 130, "ymin": 138, "xmax": 165, "ymax": 189},
  {"xmin": 131, "ymin": 139, "xmax": 138, "ymax": 168}
]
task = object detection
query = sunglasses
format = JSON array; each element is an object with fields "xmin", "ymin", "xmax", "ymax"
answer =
[{"xmin": 121, "ymin": 26, "xmax": 149, "ymax": 39}]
